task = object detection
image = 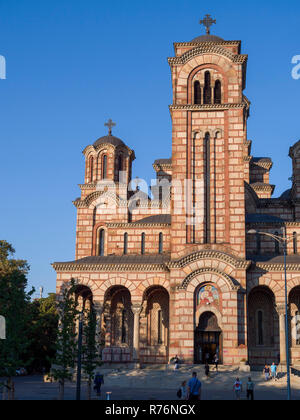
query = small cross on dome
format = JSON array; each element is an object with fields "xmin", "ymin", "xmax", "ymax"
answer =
[
  {"xmin": 200, "ymin": 14, "xmax": 216, "ymax": 35},
  {"xmin": 104, "ymin": 119, "xmax": 116, "ymax": 136}
]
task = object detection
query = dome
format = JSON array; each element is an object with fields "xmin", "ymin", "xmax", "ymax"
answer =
[
  {"xmin": 93, "ymin": 134, "xmax": 126, "ymax": 148},
  {"xmin": 191, "ymin": 34, "xmax": 224, "ymax": 43}
]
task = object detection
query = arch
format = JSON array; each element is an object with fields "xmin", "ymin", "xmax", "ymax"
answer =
[
  {"xmin": 180, "ymin": 268, "xmax": 238, "ymax": 292},
  {"xmin": 98, "ymin": 278, "xmax": 137, "ymax": 301},
  {"xmin": 58, "ymin": 277, "xmax": 100, "ymax": 295},
  {"xmin": 248, "ymin": 286, "xmax": 278, "ymax": 363},
  {"xmin": 74, "ymin": 284, "xmax": 94, "ymax": 310},
  {"xmin": 194, "ymin": 309, "xmax": 223, "ymax": 364},
  {"xmin": 289, "ymin": 286, "xmax": 300, "ymax": 347},
  {"xmin": 140, "ymin": 277, "xmax": 170, "ymax": 295}
]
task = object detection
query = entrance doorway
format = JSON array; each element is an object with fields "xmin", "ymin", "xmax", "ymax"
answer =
[{"xmin": 195, "ymin": 312, "xmax": 222, "ymax": 364}]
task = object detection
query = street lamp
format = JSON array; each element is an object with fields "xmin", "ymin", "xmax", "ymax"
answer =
[
  {"xmin": 76, "ymin": 311, "xmax": 84, "ymax": 401},
  {"xmin": 248, "ymin": 227, "xmax": 292, "ymax": 400}
]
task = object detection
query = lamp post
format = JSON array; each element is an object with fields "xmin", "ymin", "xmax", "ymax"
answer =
[
  {"xmin": 248, "ymin": 227, "xmax": 292, "ymax": 400},
  {"xmin": 76, "ymin": 311, "xmax": 83, "ymax": 401}
]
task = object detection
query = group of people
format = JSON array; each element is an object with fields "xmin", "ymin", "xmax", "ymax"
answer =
[
  {"xmin": 177, "ymin": 372, "xmax": 202, "ymax": 400},
  {"xmin": 263, "ymin": 363, "xmax": 278, "ymax": 381},
  {"xmin": 233, "ymin": 377, "xmax": 255, "ymax": 400}
]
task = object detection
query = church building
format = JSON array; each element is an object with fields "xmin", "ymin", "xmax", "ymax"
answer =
[{"xmin": 53, "ymin": 16, "xmax": 300, "ymax": 367}]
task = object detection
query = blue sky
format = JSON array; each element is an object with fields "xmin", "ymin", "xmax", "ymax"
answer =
[{"xmin": 0, "ymin": 0, "xmax": 300, "ymax": 296}]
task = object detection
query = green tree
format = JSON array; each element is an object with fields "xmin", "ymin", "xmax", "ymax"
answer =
[
  {"xmin": 0, "ymin": 240, "xmax": 34, "ymax": 400},
  {"xmin": 82, "ymin": 307, "xmax": 102, "ymax": 400},
  {"xmin": 51, "ymin": 280, "xmax": 79, "ymax": 400},
  {"xmin": 24, "ymin": 293, "xmax": 59, "ymax": 373}
]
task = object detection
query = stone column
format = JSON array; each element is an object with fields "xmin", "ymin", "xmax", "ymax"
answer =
[
  {"xmin": 277, "ymin": 305, "xmax": 287, "ymax": 364},
  {"xmin": 132, "ymin": 304, "xmax": 142, "ymax": 363}
]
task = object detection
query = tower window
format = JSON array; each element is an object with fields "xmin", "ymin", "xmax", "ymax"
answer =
[
  {"xmin": 141, "ymin": 233, "xmax": 145, "ymax": 255},
  {"xmin": 102, "ymin": 155, "xmax": 108, "ymax": 179},
  {"xmin": 214, "ymin": 80, "xmax": 222, "ymax": 104},
  {"xmin": 203, "ymin": 71, "xmax": 212, "ymax": 104},
  {"xmin": 99, "ymin": 229, "xmax": 105, "ymax": 256},
  {"xmin": 89, "ymin": 157, "xmax": 94, "ymax": 182},
  {"xmin": 123, "ymin": 233, "xmax": 128, "ymax": 255},
  {"xmin": 256, "ymin": 233, "xmax": 261, "ymax": 254},
  {"xmin": 293, "ymin": 232, "xmax": 298, "ymax": 254},
  {"xmin": 118, "ymin": 155, "xmax": 123, "ymax": 172},
  {"xmin": 159, "ymin": 233, "xmax": 163, "ymax": 254},
  {"xmin": 194, "ymin": 81, "xmax": 201, "ymax": 105}
]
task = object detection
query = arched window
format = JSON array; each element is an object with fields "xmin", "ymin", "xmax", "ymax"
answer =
[
  {"xmin": 194, "ymin": 81, "xmax": 201, "ymax": 104},
  {"xmin": 99, "ymin": 229, "xmax": 105, "ymax": 256},
  {"xmin": 102, "ymin": 155, "xmax": 107, "ymax": 179},
  {"xmin": 293, "ymin": 232, "xmax": 298, "ymax": 254},
  {"xmin": 204, "ymin": 132, "xmax": 211, "ymax": 243},
  {"xmin": 257, "ymin": 310, "xmax": 264, "ymax": 345},
  {"xmin": 123, "ymin": 233, "xmax": 128, "ymax": 255},
  {"xmin": 141, "ymin": 233, "xmax": 145, "ymax": 255},
  {"xmin": 203, "ymin": 71, "xmax": 212, "ymax": 104},
  {"xmin": 89, "ymin": 157, "xmax": 94, "ymax": 182},
  {"xmin": 274, "ymin": 232, "xmax": 280, "ymax": 254},
  {"xmin": 159, "ymin": 233, "xmax": 163, "ymax": 254},
  {"xmin": 214, "ymin": 80, "xmax": 222, "ymax": 104},
  {"xmin": 118, "ymin": 155, "xmax": 123, "ymax": 172}
]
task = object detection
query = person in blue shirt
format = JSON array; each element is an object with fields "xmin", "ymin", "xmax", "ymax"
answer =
[
  {"xmin": 188, "ymin": 372, "xmax": 202, "ymax": 401},
  {"xmin": 270, "ymin": 363, "xmax": 278, "ymax": 381}
]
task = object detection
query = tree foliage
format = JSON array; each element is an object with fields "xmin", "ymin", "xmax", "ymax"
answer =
[{"xmin": 0, "ymin": 240, "xmax": 34, "ymax": 378}]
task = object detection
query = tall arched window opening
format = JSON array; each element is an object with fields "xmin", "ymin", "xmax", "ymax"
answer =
[
  {"xmin": 203, "ymin": 71, "xmax": 212, "ymax": 104},
  {"xmin": 141, "ymin": 233, "xmax": 145, "ymax": 255},
  {"xmin": 256, "ymin": 233, "xmax": 261, "ymax": 254},
  {"xmin": 123, "ymin": 233, "xmax": 128, "ymax": 255},
  {"xmin": 102, "ymin": 155, "xmax": 108, "ymax": 179},
  {"xmin": 99, "ymin": 229, "xmax": 105, "ymax": 256},
  {"xmin": 89, "ymin": 157, "xmax": 94, "ymax": 182},
  {"xmin": 204, "ymin": 132, "xmax": 211, "ymax": 243},
  {"xmin": 159, "ymin": 233, "xmax": 163, "ymax": 254},
  {"xmin": 214, "ymin": 80, "xmax": 221, "ymax": 104},
  {"xmin": 293, "ymin": 232, "xmax": 298, "ymax": 254},
  {"xmin": 194, "ymin": 81, "xmax": 201, "ymax": 104}
]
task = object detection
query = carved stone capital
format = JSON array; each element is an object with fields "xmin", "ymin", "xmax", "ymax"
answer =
[{"xmin": 131, "ymin": 304, "xmax": 143, "ymax": 315}]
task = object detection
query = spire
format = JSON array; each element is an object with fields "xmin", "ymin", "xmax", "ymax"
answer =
[
  {"xmin": 200, "ymin": 14, "xmax": 216, "ymax": 35},
  {"xmin": 104, "ymin": 119, "xmax": 116, "ymax": 136}
]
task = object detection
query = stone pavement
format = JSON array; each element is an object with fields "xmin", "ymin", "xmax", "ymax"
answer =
[{"xmin": 3, "ymin": 365, "xmax": 300, "ymax": 400}]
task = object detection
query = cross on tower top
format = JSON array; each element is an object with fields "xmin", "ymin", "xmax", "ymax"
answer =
[
  {"xmin": 104, "ymin": 119, "xmax": 116, "ymax": 136},
  {"xmin": 200, "ymin": 14, "xmax": 216, "ymax": 35}
]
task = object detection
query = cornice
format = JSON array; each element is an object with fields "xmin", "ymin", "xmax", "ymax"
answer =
[
  {"xmin": 167, "ymin": 250, "xmax": 251, "ymax": 270},
  {"xmin": 173, "ymin": 41, "xmax": 241, "ymax": 48},
  {"xmin": 153, "ymin": 163, "xmax": 172, "ymax": 172},
  {"xmin": 252, "ymin": 262, "xmax": 300, "ymax": 272},
  {"xmin": 250, "ymin": 159, "xmax": 273, "ymax": 171},
  {"xmin": 169, "ymin": 103, "xmax": 247, "ymax": 111},
  {"xmin": 52, "ymin": 262, "xmax": 168, "ymax": 272},
  {"xmin": 251, "ymin": 183, "xmax": 275, "ymax": 194},
  {"xmin": 107, "ymin": 222, "xmax": 171, "ymax": 228},
  {"xmin": 168, "ymin": 44, "xmax": 247, "ymax": 66}
]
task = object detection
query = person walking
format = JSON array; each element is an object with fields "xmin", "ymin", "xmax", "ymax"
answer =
[
  {"xmin": 263, "ymin": 365, "xmax": 270, "ymax": 381},
  {"xmin": 270, "ymin": 363, "xmax": 278, "ymax": 381},
  {"xmin": 213, "ymin": 354, "xmax": 219, "ymax": 371},
  {"xmin": 177, "ymin": 380, "xmax": 188, "ymax": 400},
  {"xmin": 233, "ymin": 377, "xmax": 243, "ymax": 400},
  {"xmin": 188, "ymin": 372, "xmax": 202, "ymax": 401},
  {"xmin": 246, "ymin": 377, "xmax": 254, "ymax": 400},
  {"xmin": 94, "ymin": 372, "xmax": 104, "ymax": 398},
  {"xmin": 174, "ymin": 355, "xmax": 179, "ymax": 371}
]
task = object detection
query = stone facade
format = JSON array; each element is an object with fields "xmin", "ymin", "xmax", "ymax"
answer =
[{"xmin": 53, "ymin": 26, "xmax": 300, "ymax": 367}]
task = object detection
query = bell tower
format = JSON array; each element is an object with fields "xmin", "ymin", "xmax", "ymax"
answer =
[{"xmin": 169, "ymin": 16, "xmax": 249, "ymax": 259}]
